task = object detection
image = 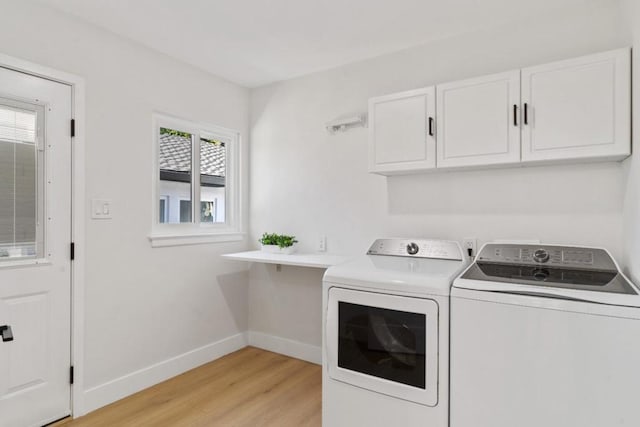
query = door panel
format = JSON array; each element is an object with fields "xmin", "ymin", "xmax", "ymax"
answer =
[
  {"xmin": 326, "ymin": 287, "xmax": 439, "ymax": 406},
  {"xmin": 0, "ymin": 66, "xmax": 72, "ymax": 427},
  {"xmin": 368, "ymin": 87, "xmax": 436, "ymax": 174},
  {"xmin": 5, "ymin": 293, "xmax": 48, "ymax": 394},
  {"xmin": 521, "ymin": 48, "xmax": 630, "ymax": 162},
  {"xmin": 436, "ymin": 70, "xmax": 521, "ymax": 168}
]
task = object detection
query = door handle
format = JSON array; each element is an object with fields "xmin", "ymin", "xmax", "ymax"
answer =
[
  {"xmin": 0, "ymin": 325, "xmax": 13, "ymax": 342},
  {"xmin": 513, "ymin": 104, "xmax": 518, "ymax": 126},
  {"xmin": 524, "ymin": 103, "xmax": 529, "ymax": 125},
  {"xmin": 428, "ymin": 117, "xmax": 434, "ymax": 136}
]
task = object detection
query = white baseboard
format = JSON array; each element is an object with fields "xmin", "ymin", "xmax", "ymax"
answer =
[
  {"xmin": 247, "ymin": 331, "xmax": 321, "ymax": 365},
  {"xmin": 81, "ymin": 332, "xmax": 248, "ymax": 415}
]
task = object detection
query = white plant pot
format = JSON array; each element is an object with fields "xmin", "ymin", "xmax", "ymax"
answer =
[
  {"xmin": 261, "ymin": 244, "xmax": 279, "ymax": 253},
  {"xmin": 261, "ymin": 244, "xmax": 297, "ymax": 255},
  {"xmin": 279, "ymin": 245, "xmax": 297, "ymax": 255}
]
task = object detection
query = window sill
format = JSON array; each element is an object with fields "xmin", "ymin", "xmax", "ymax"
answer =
[
  {"xmin": 148, "ymin": 231, "xmax": 244, "ymax": 247},
  {"xmin": 0, "ymin": 257, "xmax": 51, "ymax": 269}
]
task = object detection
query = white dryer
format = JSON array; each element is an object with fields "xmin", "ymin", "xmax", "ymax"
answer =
[
  {"xmin": 322, "ymin": 238, "xmax": 469, "ymax": 427},
  {"xmin": 451, "ymin": 243, "xmax": 640, "ymax": 427}
]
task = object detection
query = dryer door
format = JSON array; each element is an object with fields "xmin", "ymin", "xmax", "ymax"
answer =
[{"xmin": 326, "ymin": 287, "xmax": 439, "ymax": 406}]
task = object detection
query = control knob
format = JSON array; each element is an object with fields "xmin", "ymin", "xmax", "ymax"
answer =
[
  {"xmin": 533, "ymin": 249, "xmax": 550, "ymax": 263},
  {"xmin": 533, "ymin": 268, "xmax": 549, "ymax": 281},
  {"xmin": 406, "ymin": 242, "xmax": 419, "ymax": 255}
]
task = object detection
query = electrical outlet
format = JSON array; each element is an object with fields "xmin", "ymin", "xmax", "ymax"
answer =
[
  {"xmin": 463, "ymin": 238, "xmax": 477, "ymax": 257},
  {"xmin": 318, "ymin": 235, "xmax": 327, "ymax": 252}
]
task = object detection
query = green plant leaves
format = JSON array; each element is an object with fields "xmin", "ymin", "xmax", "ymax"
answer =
[{"xmin": 259, "ymin": 232, "xmax": 298, "ymax": 248}]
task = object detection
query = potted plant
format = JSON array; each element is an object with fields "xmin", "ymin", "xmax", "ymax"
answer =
[{"xmin": 259, "ymin": 232, "xmax": 298, "ymax": 255}]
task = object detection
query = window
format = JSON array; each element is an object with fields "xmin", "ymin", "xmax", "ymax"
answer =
[
  {"xmin": 178, "ymin": 200, "xmax": 218, "ymax": 223},
  {"xmin": 159, "ymin": 196, "xmax": 169, "ymax": 223},
  {"xmin": 150, "ymin": 114, "xmax": 241, "ymax": 246},
  {"xmin": 179, "ymin": 200, "xmax": 192, "ymax": 223},
  {"xmin": 201, "ymin": 200, "xmax": 217, "ymax": 223},
  {"xmin": 0, "ymin": 98, "xmax": 45, "ymax": 260}
]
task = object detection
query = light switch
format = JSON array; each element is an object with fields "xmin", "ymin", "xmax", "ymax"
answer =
[{"xmin": 91, "ymin": 199, "xmax": 113, "ymax": 219}]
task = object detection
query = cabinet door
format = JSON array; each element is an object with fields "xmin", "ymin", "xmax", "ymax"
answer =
[
  {"xmin": 521, "ymin": 48, "xmax": 630, "ymax": 163},
  {"xmin": 436, "ymin": 70, "xmax": 521, "ymax": 168},
  {"xmin": 368, "ymin": 87, "xmax": 436, "ymax": 175}
]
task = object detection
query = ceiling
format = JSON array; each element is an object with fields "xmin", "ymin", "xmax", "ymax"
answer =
[{"xmin": 35, "ymin": 0, "xmax": 608, "ymax": 88}]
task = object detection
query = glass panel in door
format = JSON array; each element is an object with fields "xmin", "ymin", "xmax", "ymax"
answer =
[
  {"xmin": 0, "ymin": 100, "xmax": 44, "ymax": 261},
  {"xmin": 338, "ymin": 302, "xmax": 426, "ymax": 388}
]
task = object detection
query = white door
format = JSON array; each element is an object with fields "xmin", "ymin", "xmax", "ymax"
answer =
[
  {"xmin": 368, "ymin": 87, "xmax": 436, "ymax": 175},
  {"xmin": 436, "ymin": 70, "xmax": 521, "ymax": 168},
  {"xmin": 521, "ymin": 48, "xmax": 630, "ymax": 163},
  {"xmin": 325, "ymin": 287, "xmax": 439, "ymax": 406},
  {"xmin": 0, "ymin": 66, "xmax": 72, "ymax": 426}
]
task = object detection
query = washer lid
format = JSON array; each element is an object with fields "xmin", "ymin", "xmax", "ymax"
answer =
[
  {"xmin": 455, "ymin": 243, "xmax": 640, "ymax": 307},
  {"xmin": 324, "ymin": 253, "xmax": 468, "ymax": 296},
  {"xmin": 462, "ymin": 262, "xmax": 635, "ymax": 295}
]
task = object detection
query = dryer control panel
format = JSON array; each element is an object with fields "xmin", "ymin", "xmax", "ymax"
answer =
[{"xmin": 367, "ymin": 238, "xmax": 463, "ymax": 261}]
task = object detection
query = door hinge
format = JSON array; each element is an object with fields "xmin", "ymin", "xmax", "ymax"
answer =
[
  {"xmin": 70, "ymin": 366, "xmax": 74, "ymax": 385},
  {"xmin": 70, "ymin": 242, "xmax": 75, "ymax": 261},
  {"xmin": 70, "ymin": 119, "xmax": 75, "ymax": 138}
]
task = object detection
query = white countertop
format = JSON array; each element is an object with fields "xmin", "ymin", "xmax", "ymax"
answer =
[{"xmin": 222, "ymin": 250, "xmax": 351, "ymax": 269}]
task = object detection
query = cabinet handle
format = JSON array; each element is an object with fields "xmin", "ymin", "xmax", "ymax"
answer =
[
  {"xmin": 524, "ymin": 103, "xmax": 529, "ymax": 125},
  {"xmin": 0, "ymin": 325, "xmax": 13, "ymax": 342},
  {"xmin": 513, "ymin": 104, "xmax": 518, "ymax": 126},
  {"xmin": 428, "ymin": 117, "xmax": 434, "ymax": 136}
]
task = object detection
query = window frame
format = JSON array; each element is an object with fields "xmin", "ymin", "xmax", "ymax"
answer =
[{"xmin": 149, "ymin": 113, "xmax": 242, "ymax": 247}]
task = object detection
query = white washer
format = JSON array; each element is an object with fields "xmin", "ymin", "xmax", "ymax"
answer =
[
  {"xmin": 323, "ymin": 238, "xmax": 469, "ymax": 427},
  {"xmin": 451, "ymin": 243, "xmax": 640, "ymax": 427}
]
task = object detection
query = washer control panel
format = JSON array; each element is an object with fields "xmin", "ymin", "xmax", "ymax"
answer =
[
  {"xmin": 476, "ymin": 244, "xmax": 615, "ymax": 271},
  {"xmin": 367, "ymin": 238, "xmax": 463, "ymax": 260},
  {"xmin": 533, "ymin": 249, "xmax": 550, "ymax": 263}
]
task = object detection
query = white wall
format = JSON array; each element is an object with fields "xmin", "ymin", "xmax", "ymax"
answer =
[
  {"xmin": 0, "ymin": 0, "xmax": 250, "ymax": 413},
  {"xmin": 621, "ymin": 0, "xmax": 640, "ymax": 284},
  {"xmin": 249, "ymin": 2, "xmax": 631, "ymax": 356}
]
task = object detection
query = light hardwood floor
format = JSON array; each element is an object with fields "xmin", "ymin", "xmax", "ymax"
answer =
[{"xmin": 56, "ymin": 347, "xmax": 321, "ymax": 427}]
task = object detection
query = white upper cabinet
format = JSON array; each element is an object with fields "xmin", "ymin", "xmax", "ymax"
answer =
[
  {"xmin": 436, "ymin": 70, "xmax": 521, "ymax": 168},
  {"xmin": 367, "ymin": 48, "xmax": 630, "ymax": 175},
  {"xmin": 368, "ymin": 87, "xmax": 436, "ymax": 175},
  {"xmin": 521, "ymin": 48, "xmax": 630, "ymax": 163}
]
